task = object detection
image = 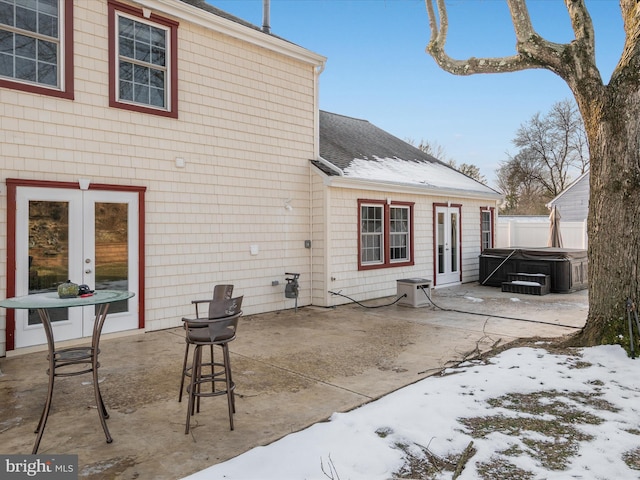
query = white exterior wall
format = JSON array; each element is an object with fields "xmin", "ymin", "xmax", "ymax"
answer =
[
  {"xmin": 0, "ymin": 1, "xmax": 323, "ymax": 353},
  {"xmin": 460, "ymin": 202, "xmax": 482, "ymax": 283},
  {"xmin": 312, "ymin": 177, "xmax": 496, "ymax": 306},
  {"xmin": 549, "ymin": 172, "xmax": 590, "ymax": 222},
  {"xmin": 310, "ymin": 171, "xmax": 328, "ymax": 305}
]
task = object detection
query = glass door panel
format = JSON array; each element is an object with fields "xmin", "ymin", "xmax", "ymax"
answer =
[
  {"xmin": 435, "ymin": 205, "xmax": 461, "ymax": 285},
  {"xmin": 437, "ymin": 211, "xmax": 445, "ymax": 274},
  {"xmin": 94, "ymin": 202, "xmax": 129, "ymax": 314},
  {"xmin": 450, "ymin": 211, "xmax": 458, "ymax": 272},
  {"xmin": 16, "ymin": 188, "xmax": 84, "ymax": 347},
  {"xmin": 82, "ymin": 190, "xmax": 138, "ymax": 336},
  {"xmin": 28, "ymin": 200, "xmax": 70, "ymax": 325}
]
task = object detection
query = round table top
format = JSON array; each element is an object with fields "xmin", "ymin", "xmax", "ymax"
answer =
[{"xmin": 0, "ymin": 290, "xmax": 135, "ymax": 309}]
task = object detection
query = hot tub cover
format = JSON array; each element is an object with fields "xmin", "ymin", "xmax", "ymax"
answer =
[{"xmin": 480, "ymin": 247, "xmax": 587, "ymax": 261}]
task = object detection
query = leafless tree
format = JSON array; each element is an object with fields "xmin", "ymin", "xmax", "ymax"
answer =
[
  {"xmin": 406, "ymin": 138, "xmax": 487, "ymax": 183},
  {"xmin": 498, "ymin": 99, "xmax": 588, "ymax": 211},
  {"xmin": 406, "ymin": 138, "xmax": 452, "ymax": 163},
  {"xmin": 511, "ymin": 99, "xmax": 588, "ymax": 198},
  {"xmin": 425, "ymin": 0, "xmax": 640, "ymax": 346},
  {"xmin": 450, "ymin": 161, "xmax": 488, "ymax": 185},
  {"xmin": 496, "ymin": 149, "xmax": 551, "ymax": 214}
]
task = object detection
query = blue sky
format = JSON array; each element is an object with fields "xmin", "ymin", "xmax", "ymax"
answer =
[{"xmin": 209, "ymin": 0, "xmax": 624, "ymax": 187}]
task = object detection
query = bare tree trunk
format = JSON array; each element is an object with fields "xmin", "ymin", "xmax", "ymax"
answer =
[
  {"xmin": 575, "ymin": 88, "xmax": 640, "ymax": 345},
  {"xmin": 424, "ymin": 0, "xmax": 640, "ymax": 348}
]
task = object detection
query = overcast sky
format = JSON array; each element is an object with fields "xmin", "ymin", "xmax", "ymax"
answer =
[{"xmin": 209, "ymin": 0, "xmax": 624, "ymax": 187}]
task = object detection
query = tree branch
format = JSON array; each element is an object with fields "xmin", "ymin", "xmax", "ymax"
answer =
[
  {"xmin": 612, "ymin": 0, "xmax": 640, "ymax": 88},
  {"xmin": 424, "ymin": 0, "xmax": 602, "ymax": 91},
  {"xmin": 425, "ymin": 0, "xmax": 533, "ymax": 74}
]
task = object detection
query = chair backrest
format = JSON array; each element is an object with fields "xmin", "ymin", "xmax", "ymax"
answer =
[
  {"xmin": 193, "ymin": 284, "xmax": 234, "ymax": 318},
  {"xmin": 205, "ymin": 296, "xmax": 243, "ymax": 342},
  {"xmin": 212, "ymin": 284, "xmax": 234, "ymax": 301},
  {"xmin": 207, "ymin": 295, "xmax": 243, "ymax": 319},
  {"xmin": 206, "ymin": 311, "xmax": 242, "ymax": 342}
]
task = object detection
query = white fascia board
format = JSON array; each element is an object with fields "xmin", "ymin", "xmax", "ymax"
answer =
[
  {"xmin": 132, "ymin": 0, "xmax": 327, "ymax": 67},
  {"xmin": 325, "ymin": 176, "xmax": 503, "ymax": 202}
]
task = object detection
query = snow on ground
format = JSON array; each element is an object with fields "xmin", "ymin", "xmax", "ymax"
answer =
[
  {"xmin": 182, "ymin": 345, "xmax": 640, "ymax": 480},
  {"xmin": 463, "ymin": 296, "xmax": 484, "ymax": 303}
]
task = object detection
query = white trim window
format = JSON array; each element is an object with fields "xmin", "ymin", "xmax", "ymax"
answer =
[
  {"xmin": 360, "ymin": 204, "xmax": 383, "ymax": 265},
  {"xmin": 389, "ymin": 206, "xmax": 410, "ymax": 262},
  {"xmin": 481, "ymin": 208, "xmax": 493, "ymax": 251},
  {"xmin": 359, "ymin": 199, "xmax": 414, "ymax": 270},
  {"xmin": 0, "ymin": 0, "xmax": 63, "ymax": 89},
  {"xmin": 116, "ymin": 12, "xmax": 168, "ymax": 109}
]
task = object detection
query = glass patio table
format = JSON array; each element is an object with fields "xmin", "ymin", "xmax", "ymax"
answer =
[{"xmin": 0, "ymin": 290, "xmax": 135, "ymax": 454}]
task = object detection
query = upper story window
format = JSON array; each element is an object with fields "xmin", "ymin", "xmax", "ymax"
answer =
[
  {"xmin": 481, "ymin": 208, "xmax": 494, "ymax": 251},
  {"xmin": 108, "ymin": 0, "xmax": 178, "ymax": 118},
  {"xmin": 0, "ymin": 0, "xmax": 73, "ymax": 98},
  {"xmin": 359, "ymin": 199, "xmax": 414, "ymax": 270}
]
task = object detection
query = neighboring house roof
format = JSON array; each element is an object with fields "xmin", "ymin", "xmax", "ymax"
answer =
[
  {"xmin": 316, "ymin": 111, "xmax": 501, "ymax": 199},
  {"xmin": 547, "ymin": 170, "xmax": 590, "ymax": 207}
]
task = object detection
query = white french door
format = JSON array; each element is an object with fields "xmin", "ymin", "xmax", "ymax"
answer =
[
  {"xmin": 14, "ymin": 187, "xmax": 139, "ymax": 348},
  {"xmin": 435, "ymin": 205, "xmax": 461, "ymax": 286}
]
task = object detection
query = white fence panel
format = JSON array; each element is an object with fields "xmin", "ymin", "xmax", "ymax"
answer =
[{"xmin": 496, "ymin": 218, "xmax": 588, "ymax": 249}]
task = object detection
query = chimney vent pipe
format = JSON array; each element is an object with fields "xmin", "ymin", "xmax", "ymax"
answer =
[{"xmin": 262, "ymin": 0, "xmax": 271, "ymax": 33}]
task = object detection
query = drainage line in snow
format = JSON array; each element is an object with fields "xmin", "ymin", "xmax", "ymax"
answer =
[
  {"xmin": 327, "ymin": 288, "xmax": 580, "ymax": 329},
  {"xmin": 417, "ymin": 285, "xmax": 581, "ymax": 330},
  {"xmin": 328, "ymin": 290, "xmax": 407, "ymax": 308}
]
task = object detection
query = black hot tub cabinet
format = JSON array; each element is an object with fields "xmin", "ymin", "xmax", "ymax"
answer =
[{"xmin": 479, "ymin": 247, "xmax": 588, "ymax": 293}]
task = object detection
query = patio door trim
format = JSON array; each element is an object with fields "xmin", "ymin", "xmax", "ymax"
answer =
[
  {"xmin": 432, "ymin": 202, "xmax": 462, "ymax": 287},
  {"xmin": 5, "ymin": 178, "xmax": 146, "ymax": 351}
]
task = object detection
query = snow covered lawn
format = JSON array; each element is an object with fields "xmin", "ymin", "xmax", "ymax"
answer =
[{"xmin": 183, "ymin": 344, "xmax": 640, "ymax": 480}]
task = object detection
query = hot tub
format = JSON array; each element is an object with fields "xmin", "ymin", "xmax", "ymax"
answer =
[{"xmin": 479, "ymin": 247, "xmax": 588, "ymax": 293}]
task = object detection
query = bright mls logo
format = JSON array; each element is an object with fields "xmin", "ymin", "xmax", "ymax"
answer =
[{"xmin": 1, "ymin": 455, "xmax": 77, "ymax": 479}]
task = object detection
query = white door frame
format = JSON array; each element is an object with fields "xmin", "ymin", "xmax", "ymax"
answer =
[
  {"xmin": 13, "ymin": 185, "xmax": 141, "ymax": 348},
  {"xmin": 434, "ymin": 204, "xmax": 462, "ymax": 286}
]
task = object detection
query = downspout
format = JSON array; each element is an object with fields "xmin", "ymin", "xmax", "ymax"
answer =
[
  {"xmin": 311, "ymin": 59, "xmax": 326, "ymax": 305},
  {"xmin": 262, "ymin": 0, "xmax": 271, "ymax": 34}
]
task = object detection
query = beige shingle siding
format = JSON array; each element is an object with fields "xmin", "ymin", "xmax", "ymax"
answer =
[
  {"xmin": 309, "ymin": 180, "xmax": 495, "ymax": 307},
  {"xmin": 0, "ymin": 1, "xmax": 321, "ymax": 351}
]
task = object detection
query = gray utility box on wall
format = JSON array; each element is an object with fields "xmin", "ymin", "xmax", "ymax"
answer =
[{"xmin": 397, "ymin": 278, "xmax": 432, "ymax": 307}]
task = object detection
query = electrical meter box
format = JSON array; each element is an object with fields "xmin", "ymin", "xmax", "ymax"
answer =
[{"xmin": 396, "ymin": 278, "xmax": 432, "ymax": 307}]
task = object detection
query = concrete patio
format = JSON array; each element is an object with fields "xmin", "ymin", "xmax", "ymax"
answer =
[{"xmin": 0, "ymin": 283, "xmax": 588, "ymax": 479}]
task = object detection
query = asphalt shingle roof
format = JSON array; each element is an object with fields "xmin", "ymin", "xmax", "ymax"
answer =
[
  {"xmin": 319, "ymin": 110, "xmax": 444, "ymax": 171},
  {"xmin": 179, "ymin": 0, "xmax": 263, "ymax": 31},
  {"xmin": 317, "ymin": 111, "xmax": 500, "ymax": 197}
]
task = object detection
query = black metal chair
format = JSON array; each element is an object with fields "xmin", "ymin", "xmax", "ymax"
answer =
[
  {"xmin": 183, "ymin": 296, "xmax": 243, "ymax": 434},
  {"xmin": 179, "ymin": 284, "xmax": 233, "ymax": 402}
]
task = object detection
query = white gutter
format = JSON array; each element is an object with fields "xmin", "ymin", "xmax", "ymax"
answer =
[
  {"xmin": 133, "ymin": 0, "xmax": 327, "ymax": 67},
  {"xmin": 324, "ymin": 175, "xmax": 503, "ymax": 201},
  {"xmin": 314, "ymin": 156, "xmax": 343, "ymax": 176}
]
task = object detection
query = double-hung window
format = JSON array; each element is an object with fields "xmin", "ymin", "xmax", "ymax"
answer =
[
  {"xmin": 0, "ymin": 0, "xmax": 73, "ymax": 98},
  {"xmin": 480, "ymin": 207, "xmax": 494, "ymax": 251},
  {"xmin": 359, "ymin": 199, "xmax": 414, "ymax": 270},
  {"xmin": 108, "ymin": 0, "xmax": 178, "ymax": 117}
]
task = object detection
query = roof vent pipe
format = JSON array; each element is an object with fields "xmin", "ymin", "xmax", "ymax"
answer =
[{"xmin": 262, "ymin": 0, "xmax": 271, "ymax": 33}]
